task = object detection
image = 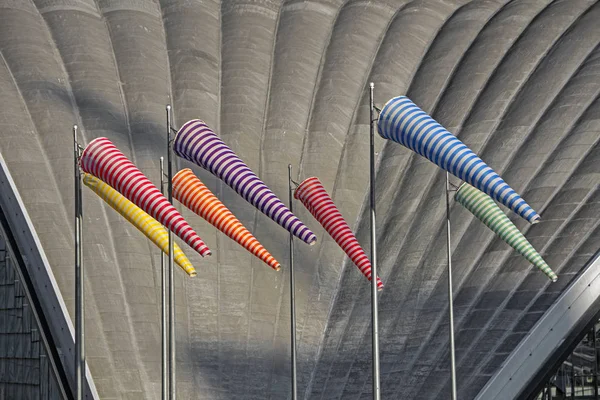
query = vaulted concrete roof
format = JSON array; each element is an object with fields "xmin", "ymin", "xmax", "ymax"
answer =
[{"xmin": 0, "ymin": 0, "xmax": 598, "ymax": 399}]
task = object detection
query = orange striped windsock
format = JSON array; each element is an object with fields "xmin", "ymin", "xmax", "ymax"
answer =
[
  {"xmin": 172, "ymin": 168, "xmax": 281, "ymax": 271},
  {"xmin": 80, "ymin": 137, "xmax": 211, "ymax": 258},
  {"xmin": 294, "ymin": 177, "xmax": 383, "ymax": 290}
]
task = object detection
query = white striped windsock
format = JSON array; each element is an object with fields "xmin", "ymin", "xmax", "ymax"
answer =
[
  {"xmin": 80, "ymin": 137, "xmax": 211, "ymax": 257},
  {"xmin": 294, "ymin": 177, "xmax": 383, "ymax": 290},
  {"xmin": 172, "ymin": 119, "xmax": 317, "ymax": 245},
  {"xmin": 377, "ymin": 96, "xmax": 541, "ymax": 224}
]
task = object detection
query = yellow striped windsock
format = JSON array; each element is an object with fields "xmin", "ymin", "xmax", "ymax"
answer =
[{"xmin": 83, "ymin": 173, "xmax": 196, "ymax": 277}]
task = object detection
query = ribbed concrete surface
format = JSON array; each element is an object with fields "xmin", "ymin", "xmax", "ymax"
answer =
[{"xmin": 0, "ymin": 0, "xmax": 598, "ymax": 399}]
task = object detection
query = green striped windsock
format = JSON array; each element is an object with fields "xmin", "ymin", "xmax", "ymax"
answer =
[{"xmin": 455, "ymin": 183, "xmax": 557, "ymax": 282}]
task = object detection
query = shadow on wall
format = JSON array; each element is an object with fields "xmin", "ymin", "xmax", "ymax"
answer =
[
  {"xmin": 46, "ymin": 84, "xmax": 217, "ymax": 191},
  {"xmin": 189, "ymin": 336, "xmax": 294, "ymax": 400}
]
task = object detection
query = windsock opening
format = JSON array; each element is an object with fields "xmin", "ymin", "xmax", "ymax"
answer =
[
  {"xmin": 454, "ymin": 182, "xmax": 468, "ymax": 198},
  {"xmin": 295, "ymin": 178, "xmax": 320, "ymax": 247},
  {"xmin": 294, "ymin": 177, "xmax": 318, "ymax": 200}
]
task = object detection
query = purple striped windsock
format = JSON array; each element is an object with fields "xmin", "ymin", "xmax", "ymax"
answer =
[{"xmin": 173, "ymin": 119, "xmax": 317, "ymax": 245}]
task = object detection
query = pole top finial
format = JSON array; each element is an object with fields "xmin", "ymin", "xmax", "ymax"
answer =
[
  {"xmin": 370, "ymin": 82, "xmax": 374, "ymax": 89},
  {"xmin": 73, "ymin": 124, "xmax": 78, "ymax": 130},
  {"xmin": 166, "ymin": 104, "xmax": 171, "ymax": 111}
]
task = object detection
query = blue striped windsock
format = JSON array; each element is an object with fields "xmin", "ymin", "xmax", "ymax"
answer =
[
  {"xmin": 377, "ymin": 96, "xmax": 540, "ymax": 224},
  {"xmin": 173, "ymin": 119, "xmax": 317, "ymax": 245}
]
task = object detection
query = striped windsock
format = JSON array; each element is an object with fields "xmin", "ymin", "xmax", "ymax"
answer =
[
  {"xmin": 455, "ymin": 183, "xmax": 557, "ymax": 282},
  {"xmin": 172, "ymin": 119, "xmax": 317, "ymax": 245},
  {"xmin": 294, "ymin": 177, "xmax": 383, "ymax": 290},
  {"xmin": 378, "ymin": 96, "xmax": 540, "ymax": 224},
  {"xmin": 80, "ymin": 137, "xmax": 211, "ymax": 257},
  {"xmin": 83, "ymin": 174, "xmax": 196, "ymax": 276},
  {"xmin": 173, "ymin": 168, "xmax": 281, "ymax": 271}
]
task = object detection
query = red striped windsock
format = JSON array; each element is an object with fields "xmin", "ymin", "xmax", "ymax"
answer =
[
  {"xmin": 80, "ymin": 137, "xmax": 211, "ymax": 257},
  {"xmin": 173, "ymin": 169, "xmax": 281, "ymax": 271},
  {"xmin": 294, "ymin": 177, "xmax": 383, "ymax": 290}
]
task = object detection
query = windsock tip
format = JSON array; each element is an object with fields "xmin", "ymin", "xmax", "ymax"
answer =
[
  {"xmin": 267, "ymin": 259, "xmax": 281, "ymax": 271},
  {"xmin": 201, "ymin": 249, "xmax": 212, "ymax": 257},
  {"xmin": 531, "ymin": 215, "xmax": 541, "ymax": 224},
  {"xmin": 551, "ymin": 275, "xmax": 558, "ymax": 283},
  {"xmin": 188, "ymin": 271, "xmax": 197, "ymax": 278}
]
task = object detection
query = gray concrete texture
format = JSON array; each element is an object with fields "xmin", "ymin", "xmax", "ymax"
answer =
[{"xmin": 0, "ymin": 0, "xmax": 599, "ymax": 398}]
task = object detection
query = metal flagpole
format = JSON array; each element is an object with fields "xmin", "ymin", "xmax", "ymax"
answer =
[
  {"xmin": 445, "ymin": 171, "xmax": 457, "ymax": 400},
  {"xmin": 288, "ymin": 164, "xmax": 298, "ymax": 400},
  {"xmin": 594, "ymin": 323, "xmax": 598, "ymax": 400},
  {"xmin": 166, "ymin": 105, "xmax": 176, "ymax": 400},
  {"xmin": 369, "ymin": 82, "xmax": 381, "ymax": 400},
  {"xmin": 160, "ymin": 157, "xmax": 169, "ymax": 400},
  {"xmin": 73, "ymin": 124, "xmax": 85, "ymax": 400}
]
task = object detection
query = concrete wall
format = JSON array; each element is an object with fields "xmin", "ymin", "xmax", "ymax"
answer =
[{"xmin": 0, "ymin": 0, "xmax": 598, "ymax": 399}]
